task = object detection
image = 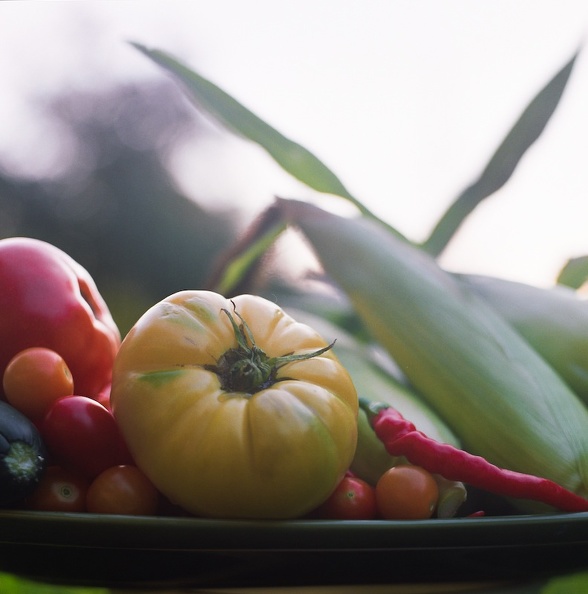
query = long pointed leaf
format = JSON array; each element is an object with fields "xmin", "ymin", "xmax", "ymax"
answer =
[
  {"xmin": 206, "ymin": 203, "xmax": 287, "ymax": 295},
  {"xmin": 132, "ymin": 42, "xmax": 395, "ymax": 229},
  {"xmin": 421, "ymin": 49, "xmax": 580, "ymax": 257}
]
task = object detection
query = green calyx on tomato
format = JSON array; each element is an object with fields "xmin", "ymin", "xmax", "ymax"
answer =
[
  {"xmin": 111, "ymin": 291, "xmax": 358, "ymax": 520},
  {"xmin": 207, "ymin": 303, "xmax": 335, "ymax": 395}
]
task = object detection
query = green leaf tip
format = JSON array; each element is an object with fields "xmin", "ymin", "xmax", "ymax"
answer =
[
  {"xmin": 421, "ymin": 47, "xmax": 581, "ymax": 257},
  {"xmin": 130, "ymin": 41, "xmax": 406, "ymax": 238}
]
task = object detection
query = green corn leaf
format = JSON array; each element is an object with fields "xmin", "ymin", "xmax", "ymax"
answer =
[
  {"xmin": 214, "ymin": 221, "xmax": 285, "ymax": 296},
  {"xmin": 421, "ymin": 49, "xmax": 580, "ymax": 257},
  {"xmin": 206, "ymin": 202, "xmax": 287, "ymax": 295},
  {"xmin": 134, "ymin": 41, "xmax": 580, "ymax": 257},
  {"xmin": 557, "ymin": 255, "xmax": 588, "ymax": 289},
  {"xmin": 131, "ymin": 42, "xmax": 395, "ymax": 230}
]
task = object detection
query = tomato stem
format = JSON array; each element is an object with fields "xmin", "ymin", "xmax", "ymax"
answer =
[{"xmin": 206, "ymin": 303, "xmax": 335, "ymax": 395}]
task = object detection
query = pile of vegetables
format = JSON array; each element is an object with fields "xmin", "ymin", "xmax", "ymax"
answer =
[
  {"xmin": 0, "ymin": 238, "xmax": 158, "ymax": 515},
  {"xmin": 2, "ymin": 45, "xmax": 588, "ymax": 522}
]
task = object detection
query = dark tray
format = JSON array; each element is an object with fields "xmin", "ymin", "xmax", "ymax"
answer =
[{"xmin": 1, "ymin": 510, "xmax": 588, "ymax": 589}]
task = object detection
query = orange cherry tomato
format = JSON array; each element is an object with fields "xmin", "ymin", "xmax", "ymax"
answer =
[
  {"xmin": 24, "ymin": 466, "xmax": 89, "ymax": 512},
  {"xmin": 315, "ymin": 475, "xmax": 377, "ymax": 520},
  {"xmin": 3, "ymin": 347, "xmax": 74, "ymax": 420},
  {"xmin": 86, "ymin": 465, "xmax": 159, "ymax": 516},
  {"xmin": 375, "ymin": 465, "xmax": 439, "ymax": 520}
]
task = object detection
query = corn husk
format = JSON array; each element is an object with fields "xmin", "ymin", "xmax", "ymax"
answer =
[
  {"xmin": 458, "ymin": 273, "xmax": 588, "ymax": 402},
  {"xmin": 278, "ymin": 198, "xmax": 588, "ymax": 503}
]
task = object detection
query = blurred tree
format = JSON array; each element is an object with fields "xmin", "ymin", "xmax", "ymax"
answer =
[{"xmin": 0, "ymin": 80, "xmax": 237, "ymax": 334}]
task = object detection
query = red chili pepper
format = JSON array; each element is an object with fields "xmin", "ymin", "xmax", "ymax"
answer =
[{"xmin": 361, "ymin": 399, "xmax": 588, "ymax": 513}]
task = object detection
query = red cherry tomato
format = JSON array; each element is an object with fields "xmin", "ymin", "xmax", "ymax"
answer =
[
  {"xmin": 41, "ymin": 395, "xmax": 130, "ymax": 479},
  {"xmin": 315, "ymin": 475, "xmax": 377, "ymax": 520},
  {"xmin": 86, "ymin": 465, "xmax": 159, "ymax": 516},
  {"xmin": 24, "ymin": 466, "xmax": 89, "ymax": 512}
]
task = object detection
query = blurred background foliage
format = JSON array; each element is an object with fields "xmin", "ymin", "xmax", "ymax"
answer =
[{"xmin": 0, "ymin": 80, "xmax": 238, "ymax": 335}]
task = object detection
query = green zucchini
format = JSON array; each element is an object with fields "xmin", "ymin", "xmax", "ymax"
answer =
[{"xmin": 0, "ymin": 400, "xmax": 47, "ymax": 506}]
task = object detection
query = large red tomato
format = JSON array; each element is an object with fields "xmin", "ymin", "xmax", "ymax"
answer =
[{"xmin": 0, "ymin": 237, "xmax": 120, "ymax": 399}]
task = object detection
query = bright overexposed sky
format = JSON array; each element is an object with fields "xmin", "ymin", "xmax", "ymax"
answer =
[{"xmin": 1, "ymin": 1, "xmax": 587, "ymax": 287}]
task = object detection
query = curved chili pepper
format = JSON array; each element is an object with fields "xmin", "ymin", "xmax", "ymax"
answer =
[{"xmin": 360, "ymin": 399, "xmax": 588, "ymax": 513}]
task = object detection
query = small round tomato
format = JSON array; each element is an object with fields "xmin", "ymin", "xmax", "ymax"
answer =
[
  {"xmin": 86, "ymin": 465, "xmax": 159, "ymax": 516},
  {"xmin": 315, "ymin": 475, "xmax": 377, "ymax": 520},
  {"xmin": 41, "ymin": 395, "xmax": 129, "ymax": 479},
  {"xmin": 24, "ymin": 466, "xmax": 89, "ymax": 512},
  {"xmin": 376, "ymin": 465, "xmax": 439, "ymax": 520},
  {"xmin": 3, "ymin": 347, "xmax": 74, "ymax": 420}
]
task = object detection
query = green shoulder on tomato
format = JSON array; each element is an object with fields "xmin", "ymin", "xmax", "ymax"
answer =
[{"xmin": 110, "ymin": 291, "xmax": 358, "ymax": 520}]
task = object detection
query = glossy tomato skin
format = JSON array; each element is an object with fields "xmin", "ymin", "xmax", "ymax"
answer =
[
  {"xmin": 24, "ymin": 465, "xmax": 89, "ymax": 512},
  {"xmin": 86, "ymin": 465, "xmax": 159, "ymax": 516},
  {"xmin": 3, "ymin": 347, "xmax": 74, "ymax": 420},
  {"xmin": 41, "ymin": 396, "xmax": 130, "ymax": 479},
  {"xmin": 0, "ymin": 237, "xmax": 120, "ymax": 400},
  {"xmin": 111, "ymin": 291, "xmax": 358, "ymax": 519},
  {"xmin": 315, "ymin": 475, "xmax": 377, "ymax": 520},
  {"xmin": 376, "ymin": 465, "xmax": 439, "ymax": 520}
]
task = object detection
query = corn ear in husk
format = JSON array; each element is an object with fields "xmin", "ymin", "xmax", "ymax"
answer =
[{"xmin": 276, "ymin": 198, "xmax": 588, "ymax": 504}]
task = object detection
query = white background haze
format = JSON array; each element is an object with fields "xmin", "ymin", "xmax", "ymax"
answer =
[{"xmin": 1, "ymin": 1, "xmax": 587, "ymax": 287}]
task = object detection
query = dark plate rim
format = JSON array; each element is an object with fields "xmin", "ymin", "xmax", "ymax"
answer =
[{"xmin": 2, "ymin": 509, "xmax": 587, "ymax": 552}]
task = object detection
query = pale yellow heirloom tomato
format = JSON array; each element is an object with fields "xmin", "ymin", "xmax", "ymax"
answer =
[{"xmin": 110, "ymin": 291, "xmax": 358, "ymax": 519}]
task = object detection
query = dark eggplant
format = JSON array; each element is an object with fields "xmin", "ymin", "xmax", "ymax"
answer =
[{"xmin": 0, "ymin": 400, "xmax": 47, "ymax": 505}]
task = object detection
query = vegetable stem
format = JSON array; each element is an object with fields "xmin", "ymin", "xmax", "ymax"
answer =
[{"xmin": 205, "ymin": 302, "xmax": 334, "ymax": 394}]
